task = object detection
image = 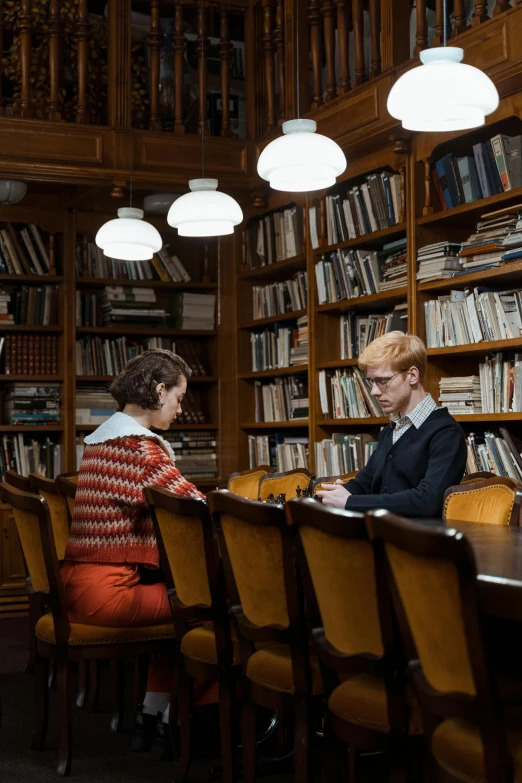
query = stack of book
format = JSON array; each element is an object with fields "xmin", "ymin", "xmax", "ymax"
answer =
[
  {"xmin": 245, "ymin": 205, "xmax": 303, "ymax": 269},
  {"xmin": 162, "ymin": 430, "xmax": 218, "ymax": 480},
  {"xmin": 290, "ymin": 315, "xmax": 308, "ymax": 366},
  {"xmin": 173, "ymin": 339, "xmax": 208, "ymax": 376},
  {"xmin": 3, "ymin": 335, "xmax": 58, "ymax": 374},
  {"xmin": 465, "ymin": 430, "xmax": 522, "ymax": 482},
  {"xmin": 3, "ymin": 383, "xmax": 60, "ymax": 425},
  {"xmin": 424, "ymin": 287, "xmax": 522, "ymax": 348},
  {"xmin": 318, "ymin": 368, "xmax": 384, "ymax": 419},
  {"xmin": 9, "ymin": 285, "xmax": 58, "ymax": 325},
  {"xmin": 416, "ymin": 242, "xmax": 462, "ymax": 282},
  {"xmin": 75, "ymin": 384, "xmax": 117, "ymax": 426},
  {"xmin": 252, "ymin": 271, "xmax": 307, "ymax": 319},
  {"xmin": 379, "ymin": 237, "xmax": 408, "ymax": 291},
  {"xmin": 254, "ymin": 376, "xmax": 308, "ymax": 422},
  {"xmin": 0, "ymin": 434, "xmax": 61, "ymax": 479},
  {"xmin": 0, "ymin": 289, "xmax": 13, "ymax": 324},
  {"xmin": 340, "ymin": 303, "xmax": 408, "ymax": 360},
  {"xmin": 101, "ymin": 287, "xmax": 167, "ymax": 328},
  {"xmin": 324, "ymin": 170, "xmax": 401, "ymax": 245},
  {"xmin": 0, "ymin": 222, "xmax": 51, "ymax": 275},
  {"xmin": 77, "ymin": 240, "xmax": 192, "ymax": 283},
  {"xmin": 479, "ymin": 353, "xmax": 522, "ymax": 413},
  {"xmin": 433, "ymin": 133, "xmax": 522, "ymax": 210},
  {"xmin": 248, "ymin": 432, "xmax": 309, "ymax": 473},
  {"xmin": 314, "ymin": 433, "xmax": 377, "ymax": 477},
  {"xmin": 170, "ymin": 293, "xmax": 216, "ymax": 330},
  {"xmin": 174, "ymin": 388, "xmax": 207, "ymax": 425},
  {"xmin": 438, "ymin": 376, "xmax": 483, "ymax": 415},
  {"xmin": 315, "ymin": 248, "xmax": 382, "ymax": 303},
  {"xmin": 75, "ymin": 336, "xmax": 176, "ymax": 377},
  {"xmin": 458, "ymin": 208, "xmax": 519, "ymax": 272}
]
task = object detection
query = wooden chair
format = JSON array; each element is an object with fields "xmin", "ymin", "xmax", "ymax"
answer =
[
  {"xmin": 460, "ymin": 471, "xmax": 496, "ymax": 484},
  {"xmin": 366, "ymin": 508, "xmax": 522, "ymax": 783},
  {"xmin": 0, "ymin": 482, "xmax": 176, "ymax": 776},
  {"xmin": 286, "ymin": 497, "xmax": 423, "ymax": 782},
  {"xmin": 500, "ymin": 427, "xmax": 522, "ymax": 477},
  {"xmin": 208, "ymin": 489, "xmax": 322, "ymax": 783},
  {"xmin": 258, "ymin": 468, "xmax": 312, "ymax": 502},
  {"xmin": 227, "ymin": 465, "xmax": 274, "ymax": 500},
  {"xmin": 5, "ymin": 469, "xmax": 34, "ymax": 492},
  {"xmin": 308, "ymin": 471, "xmax": 358, "ymax": 497},
  {"xmin": 29, "ymin": 473, "xmax": 71, "ymax": 560},
  {"xmin": 443, "ymin": 476, "xmax": 522, "ymax": 526},
  {"xmin": 55, "ymin": 473, "xmax": 79, "ymax": 527},
  {"xmin": 144, "ymin": 487, "xmax": 239, "ymax": 783}
]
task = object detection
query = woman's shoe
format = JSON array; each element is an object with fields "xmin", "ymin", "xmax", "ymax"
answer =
[
  {"xmin": 129, "ymin": 705, "xmax": 157, "ymax": 752},
  {"xmin": 148, "ymin": 712, "xmax": 173, "ymax": 762}
]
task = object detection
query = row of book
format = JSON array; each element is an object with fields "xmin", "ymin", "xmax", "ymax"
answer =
[
  {"xmin": 75, "ymin": 336, "xmax": 209, "ymax": 378},
  {"xmin": 0, "ymin": 284, "xmax": 59, "ymax": 326},
  {"xmin": 440, "ymin": 355, "xmax": 522, "ymax": 415},
  {"xmin": 77, "ymin": 240, "xmax": 192, "ymax": 283},
  {"xmin": 315, "ymin": 237, "xmax": 407, "ymax": 304},
  {"xmin": 314, "ymin": 433, "xmax": 377, "ymax": 478},
  {"xmin": 424, "ymin": 286, "xmax": 522, "ymax": 349},
  {"xmin": 465, "ymin": 429, "xmax": 522, "ymax": 482},
  {"xmin": 252, "ymin": 271, "xmax": 307, "ymax": 320},
  {"xmin": 0, "ymin": 222, "xmax": 51, "ymax": 276},
  {"xmin": 245, "ymin": 205, "xmax": 303, "ymax": 269},
  {"xmin": 250, "ymin": 316, "xmax": 308, "ymax": 372},
  {"xmin": 433, "ymin": 133, "xmax": 522, "ymax": 212},
  {"xmin": 254, "ymin": 376, "xmax": 308, "ymax": 423},
  {"xmin": 340, "ymin": 303, "xmax": 408, "ymax": 360},
  {"xmin": 319, "ymin": 368, "xmax": 383, "ymax": 420},
  {"xmin": 322, "ymin": 170, "xmax": 402, "ymax": 245},
  {"xmin": 1, "ymin": 334, "xmax": 59, "ymax": 375},
  {"xmin": 163, "ymin": 430, "xmax": 218, "ymax": 480},
  {"xmin": 2, "ymin": 383, "xmax": 60, "ymax": 425},
  {"xmin": 0, "ymin": 434, "xmax": 61, "ymax": 480},
  {"xmin": 248, "ymin": 433, "xmax": 309, "ymax": 473}
]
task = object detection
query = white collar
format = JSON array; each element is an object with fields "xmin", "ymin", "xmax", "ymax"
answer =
[{"xmin": 84, "ymin": 411, "xmax": 176, "ymax": 462}]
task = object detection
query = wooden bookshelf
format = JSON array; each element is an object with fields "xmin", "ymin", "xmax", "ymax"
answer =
[
  {"xmin": 239, "ymin": 309, "xmax": 307, "ymax": 329},
  {"xmin": 76, "ymin": 278, "xmax": 218, "ymax": 290},
  {"xmin": 316, "ymin": 223, "xmax": 406, "ymax": 256},
  {"xmin": 238, "ymin": 253, "xmax": 307, "ymax": 281},
  {"xmin": 316, "ymin": 287, "xmax": 408, "ymax": 314},
  {"xmin": 239, "ymin": 420, "xmax": 309, "ymax": 429},
  {"xmin": 239, "ymin": 366, "xmax": 308, "ymax": 379}
]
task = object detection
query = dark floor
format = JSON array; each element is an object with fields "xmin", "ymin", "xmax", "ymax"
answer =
[{"xmin": 0, "ymin": 618, "xmax": 389, "ymax": 782}]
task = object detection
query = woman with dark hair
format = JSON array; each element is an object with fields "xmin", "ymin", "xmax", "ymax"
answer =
[{"xmin": 61, "ymin": 349, "xmax": 204, "ymax": 758}]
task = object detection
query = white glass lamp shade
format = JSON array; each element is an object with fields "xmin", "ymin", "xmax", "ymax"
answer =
[
  {"xmin": 257, "ymin": 119, "xmax": 347, "ymax": 192},
  {"xmin": 387, "ymin": 47, "xmax": 499, "ymax": 132},
  {"xmin": 95, "ymin": 207, "xmax": 163, "ymax": 261},
  {"xmin": 167, "ymin": 178, "xmax": 243, "ymax": 237}
]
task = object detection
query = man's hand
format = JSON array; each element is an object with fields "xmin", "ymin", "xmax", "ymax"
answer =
[{"xmin": 316, "ymin": 480, "xmax": 351, "ymax": 509}]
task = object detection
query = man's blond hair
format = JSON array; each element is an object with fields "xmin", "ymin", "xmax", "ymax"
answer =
[{"xmin": 358, "ymin": 331, "xmax": 426, "ymax": 383}]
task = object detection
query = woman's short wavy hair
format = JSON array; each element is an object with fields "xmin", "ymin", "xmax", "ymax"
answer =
[{"xmin": 110, "ymin": 349, "xmax": 192, "ymax": 412}]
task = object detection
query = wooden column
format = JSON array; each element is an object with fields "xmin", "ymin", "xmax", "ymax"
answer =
[
  {"xmin": 321, "ymin": 0, "xmax": 337, "ymax": 101},
  {"xmin": 452, "ymin": 0, "xmax": 467, "ymax": 36},
  {"xmin": 107, "ymin": 0, "xmax": 131, "ymax": 128},
  {"xmin": 262, "ymin": 0, "xmax": 276, "ymax": 132},
  {"xmin": 76, "ymin": 0, "xmax": 89, "ymax": 124},
  {"xmin": 493, "ymin": 1, "xmax": 510, "ymax": 14},
  {"xmin": 414, "ymin": 0, "xmax": 427, "ymax": 53},
  {"xmin": 49, "ymin": 234, "xmax": 56, "ymax": 275},
  {"xmin": 173, "ymin": 3, "xmax": 185, "ymax": 133},
  {"xmin": 219, "ymin": 5, "xmax": 232, "ymax": 137},
  {"xmin": 148, "ymin": 0, "xmax": 162, "ymax": 130},
  {"xmin": 422, "ymin": 158, "xmax": 433, "ymax": 216},
  {"xmin": 274, "ymin": 0, "xmax": 285, "ymax": 121},
  {"xmin": 381, "ymin": 0, "xmax": 410, "ymax": 70},
  {"xmin": 309, "ymin": 0, "xmax": 323, "ymax": 107},
  {"xmin": 369, "ymin": 0, "xmax": 381, "ymax": 78},
  {"xmin": 432, "ymin": 0, "xmax": 444, "ymax": 46},
  {"xmin": 19, "ymin": 0, "xmax": 32, "ymax": 118},
  {"xmin": 0, "ymin": 5, "xmax": 4, "ymax": 117},
  {"xmin": 48, "ymin": 0, "xmax": 61, "ymax": 120},
  {"xmin": 352, "ymin": 0, "xmax": 365, "ymax": 86},
  {"xmin": 471, "ymin": 1, "xmax": 489, "ymax": 26},
  {"xmin": 197, "ymin": 2, "xmax": 208, "ymax": 136},
  {"xmin": 335, "ymin": 0, "xmax": 350, "ymax": 93}
]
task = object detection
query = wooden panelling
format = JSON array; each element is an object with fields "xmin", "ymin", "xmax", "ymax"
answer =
[
  {"xmin": 138, "ymin": 134, "xmax": 248, "ymax": 178},
  {"xmin": 0, "ymin": 120, "xmax": 103, "ymax": 164}
]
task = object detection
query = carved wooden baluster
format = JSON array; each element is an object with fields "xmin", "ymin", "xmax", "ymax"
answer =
[
  {"xmin": 197, "ymin": 2, "xmax": 207, "ymax": 135},
  {"xmin": 173, "ymin": 3, "xmax": 185, "ymax": 133},
  {"xmin": 274, "ymin": 0, "xmax": 285, "ymax": 120},
  {"xmin": 262, "ymin": 0, "xmax": 276, "ymax": 132},
  {"xmin": 471, "ymin": 1, "xmax": 489, "ymax": 25},
  {"xmin": 432, "ymin": 0, "xmax": 443, "ymax": 45},
  {"xmin": 335, "ymin": 0, "xmax": 350, "ymax": 93},
  {"xmin": 414, "ymin": 0, "xmax": 428, "ymax": 54},
  {"xmin": 49, "ymin": 234, "xmax": 56, "ymax": 276},
  {"xmin": 493, "ymin": 0, "xmax": 510, "ymax": 14},
  {"xmin": 219, "ymin": 5, "xmax": 232, "ymax": 136},
  {"xmin": 352, "ymin": 0, "xmax": 366, "ymax": 86},
  {"xmin": 48, "ymin": 0, "xmax": 62, "ymax": 120},
  {"xmin": 76, "ymin": 0, "xmax": 89, "ymax": 123},
  {"xmin": 309, "ymin": 0, "xmax": 323, "ymax": 107},
  {"xmin": 452, "ymin": 0, "xmax": 467, "ymax": 35},
  {"xmin": 321, "ymin": 0, "xmax": 337, "ymax": 101},
  {"xmin": 422, "ymin": 159, "xmax": 434, "ymax": 216},
  {"xmin": 19, "ymin": 0, "xmax": 32, "ymax": 117},
  {"xmin": 399, "ymin": 166, "xmax": 406, "ymax": 224},
  {"xmin": 369, "ymin": 0, "xmax": 381, "ymax": 78},
  {"xmin": 148, "ymin": 0, "xmax": 162, "ymax": 130}
]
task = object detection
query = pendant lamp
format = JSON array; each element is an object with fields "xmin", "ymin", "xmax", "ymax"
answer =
[
  {"xmin": 387, "ymin": 2, "xmax": 499, "ymax": 132},
  {"xmin": 168, "ymin": 0, "xmax": 243, "ymax": 237},
  {"xmin": 257, "ymin": 0, "xmax": 346, "ymax": 192}
]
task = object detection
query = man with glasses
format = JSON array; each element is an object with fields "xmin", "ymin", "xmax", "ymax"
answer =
[{"xmin": 317, "ymin": 331, "xmax": 467, "ymax": 517}]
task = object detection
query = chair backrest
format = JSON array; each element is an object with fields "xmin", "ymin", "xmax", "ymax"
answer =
[
  {"xmin": 29, "ymin": 473, "xmax": 70, "ymax": 560},
  {"xmin": 309, "ymin": 471, "xmax": 358, "ymax": 497},
  {"xmin": 0, "ymin": 482, "xmax": 70, "ymax": 646},
  {"xmin": 500, "ymin": 427, "xmax": 522, "ymax": 476},
  {"xmin": 258, "ymin": 468, "xmax": 312, "ymax": 502},
  {"xmin": 460, "ymin": 471, "xmax": 496, "ymax": 484},
  {"xmin": 5, "ymin": 470, "xmax": 34, "ymax": 493},
  {"xmin": 227, "ymin": 465, "xmax": 274, "ymax": 500},
  {"xmin": 55, "ymin": 473, "xmax": 79, "ymax": 526},
  {"xmin": 443, "ymin": 477, "xmax": 522, "ymax": 526}
]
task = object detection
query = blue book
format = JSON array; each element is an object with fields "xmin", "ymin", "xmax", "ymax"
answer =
[
  {"xmin": 381, "ymin": 172, "xmax": 396, "ymax": 225},
  {"xmin": 435, "ymin": 155, "xmax": 456, "ymax": 209}
]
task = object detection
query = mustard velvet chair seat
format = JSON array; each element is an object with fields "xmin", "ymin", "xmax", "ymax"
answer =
[
  {"xmin": 246, "ymin": 642, "xmax": 322, "ymax": 695},
  {"xmin": 444, "ymin": 476, "xmax": 522, "ymax": 526},
  {"xmin": 309, "ymin": 471, "xmax": 358, "ymax": 497},
  {"xmin": 258, "ymin": 468, "xmax": 312, "ymax": 501},
  {"xmin": 180, "ymin": 623, "xmax": 241, "ymax": 666},
  {"xmin": 228, "ymin": 466, "xmax": 274, "ymax": 500}
]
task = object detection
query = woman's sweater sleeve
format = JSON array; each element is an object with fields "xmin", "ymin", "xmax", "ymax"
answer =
[{"xmin": 140, "ymin": 439, "xmax": 205, "ymax": 500}]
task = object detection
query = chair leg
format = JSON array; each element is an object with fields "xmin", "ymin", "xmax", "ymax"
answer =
[
  {"xmin": 25, "ymin": 592, "xmax": 41, "ymax": 674},
  {"xmin": 133, "ymin": 655, "xmax": 149, "ymax": 707},
  {"xmin": 323, "ymin": 719, "xmax": 347, "ymax": 782},
  {"xmin": 56, "ymin": 659, "xmax": 74, "ymax": 776},
  {"xmin": 175, "ymin": 668, "xmax": 193, "ymax": 783},
  {"xmin": 348, "ymin": 746, "xmax": 358, "ymax": 783},
  {"xmin": 241, "ymin": 693, "xmax": 257, "ymax": 783},
  {"xmin": 76, "ymin": 662, "xmax": 87, "ymax": 708},
  {"xmin": 85, "ymin": 661, "xmax": 99, "ymax": 713},
  {"xmin": 31, "ymin": 653, "xmax": 49, "ymax": 751},
  {"xmin": 110, "ymin": 659, "xmax": 125, "ymax": 732},
  {"xmin": 218, "ymin": 673, "xmax": 236, "ymax": 783},
  {"xmin": 294, "ymin": 697, "xmax": 310, "ymax": 783}
]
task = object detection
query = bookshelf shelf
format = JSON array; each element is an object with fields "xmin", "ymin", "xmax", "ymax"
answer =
[
  {"xmin": 417, "ymin": 186, "xmax": 522, "ymax": 227},
  {"xmin": 453, "ymin": 413, "xmax": 522, "ymax": 422},
  {"xmin": 75, "ymin": 375, "xmax": 218, "ymax": 383},
  {"xmin": 316, "ymin": 287, "xmax": 408, "ymax": 314},
  {"xmin": 316, "ymin": 359, "xmax": 359, "ymax": 369},
  {"xmin": 315, "ymin": 223, "xmax": 407, "ymax": 256},
  {"xmin": 0, "ymin": 375, "xmax": 63, "ymax": 382},
  {"xmin": 0, "ymin": 425, "xmax": 64, "ymax": 432},
  {"xmin": 0, "ymin": 274, "xmax": 64, "ymax": 284},
  {"xmin": 239, "ymin": 420, "xmax": 309, "ymax": 429},
  {"xmin": 76, "ymin": 278, "xmax": 218, "ymax": 290},
  {"xmin": 76, "ymin": 423, "xmax": 219, "ymax": 432},
  {"xmin": 418, "ymin": 260, "xmax": 522, "ymax": 293},
  {"xmin": 319, "ymin": 417, "xmax": 389, "ymax": 426},
  {"xmin": 238, "ymin": 253, "xmax": 307, "ymax": 281},
  {"xmin": 239, "ymin": 309, "xmax": 307, "ymax": 330},
  {"xmin": 0, "ymin": 325, "xmax": 62, "ymax": 332},
  {"xmin": 239, "ymin": 366, "xmax": 308, "ymax": 379},
  {"xmin": 427, "ymin": 338, "xmax": 522, "ymax": 357},
  {"xmin": 76, "ymin": 327, "xmax": 218, "ymax": 337}
]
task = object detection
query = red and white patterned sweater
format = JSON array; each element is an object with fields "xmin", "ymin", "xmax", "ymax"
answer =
[{"xmin": 65, "ymin": 416, "xmax": 204, "ymax": 568}]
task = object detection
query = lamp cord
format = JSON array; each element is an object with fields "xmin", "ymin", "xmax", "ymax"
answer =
[
  {"xmin": 296, "ymin": 0, "xmax": 300, "ymax": 119},
  {"xmin": 201, "ymin": 0, "xmax": 205, "ymax": 178},
  {"xmin": 129, "ymin": 65, "xmax": 133, "ymax": 207},
  {"xmin": 443, "ymin": 0, "xmax": 447, "ymax": 47}
]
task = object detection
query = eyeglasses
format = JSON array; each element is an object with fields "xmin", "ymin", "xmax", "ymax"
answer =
[{"xmin": 366, "ymin": 370, "xmax": 406, "ymax": 390}]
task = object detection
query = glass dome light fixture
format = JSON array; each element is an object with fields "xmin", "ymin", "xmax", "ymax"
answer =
[
  {"xmin": 95, "ymin": 207, "xmax": 162, "ymax": 261},
  {"xmin": 387, "ymin": 0, "xmax": 499, "ymax": 132},
  {"xmin": 256, "ymin": 0, "xmax": 346, "ymax": 192}
]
